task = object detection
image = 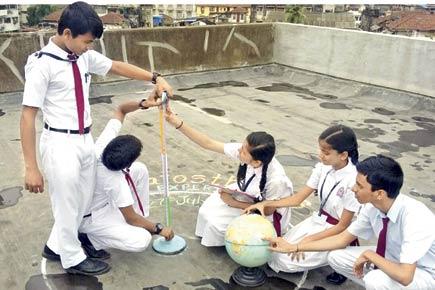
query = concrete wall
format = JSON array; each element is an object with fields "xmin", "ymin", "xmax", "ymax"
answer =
[
  {"xmin": 0, "ymin": 23, "xmax": 273, "ymax": 92},
  {"xmin": 1, "ymin": 23, "xmax": 434, "ymax": 97},
  {"xmin": 273, "ymin": 23, "xmax": 435, "ymax": 97}
]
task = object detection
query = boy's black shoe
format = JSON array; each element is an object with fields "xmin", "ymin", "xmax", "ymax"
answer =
[
  {"xmin": 42, "ymin": 245, "xmax": 61, "ymax": 261},
  {"xmin": 78, "ymin": 233, "xmax": 111, "ymax": 260},
  {"xmin": 326, "ymin": 271, "xmax": 347, "ymax": 285},
  {"xmin": 65, "ymin": 257, "xmax": 110, "ymax": 276}
]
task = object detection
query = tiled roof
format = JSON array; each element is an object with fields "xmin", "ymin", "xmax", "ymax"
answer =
[
  {"xmin": 100, "ymin": 12, "xmax": 124, "ymax": 25},
  {"xmin": 43, "ymin": 10, "xmax": 63, "ymax": 22},
  {"xmin": 378, "ymin": 11, "xmax": 435, "ymax": 32}
]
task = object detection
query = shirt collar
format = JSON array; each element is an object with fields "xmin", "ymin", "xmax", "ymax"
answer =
[
  {"xmin": 331, "ymin": 158, "xmax": 354, "ymax": 179},
  {"xmin": 376, "ymin": 193, "xmax": 404, "ymax": 223},
  {"xmin": 44, "ymin": 37, "xmax": 70, "ymax": 59}
]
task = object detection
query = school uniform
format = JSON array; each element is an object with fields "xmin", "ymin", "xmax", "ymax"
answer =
[
  {"xmin": 22, "ymin": 38, "xmax": 112, "ymax": 268},
  {"xmin": 79, "ymin": 119, "xmax": 152, "ymax": 252},
  {"xmin": 195, "ymin": 143, "xmax": 293, "ymax": 247},
  {"xmin": 328, "ymin": 194, "xmax": 435, "ymax": 290},
  {"xmin": 269, "ymin": 161, "xmax": 361, "ymax": 273}
]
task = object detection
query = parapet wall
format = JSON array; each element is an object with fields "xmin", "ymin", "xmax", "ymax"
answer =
[
  {"xmin": 0, "ymin": 23, "xmax": 274, "ymax": 93},
  {"xmin": 273, "ymin": 23, "xmax": 435, "ymax": 97},
  {"xmin": 1, "ymin": 23, "xmax": 434, "ymax": 97}
]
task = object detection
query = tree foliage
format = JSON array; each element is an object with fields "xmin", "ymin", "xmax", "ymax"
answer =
[
  {"xmin": 286, "ymin": 5, "xmax": 305, "ymax": 24},
  {"xmin": 27, "ymin": 5, "xmax": 56, "ymax": 26}
]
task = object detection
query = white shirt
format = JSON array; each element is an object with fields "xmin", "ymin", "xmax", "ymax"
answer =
[
  {"xmin": 89, "ymin": 119, "xmax": 134, "ymax": 213},
  {"xmin": 224, "ymin": 143, "xmax": 293, "ymax": 229},
  {"xmin": 348, "ymin": 194, "xmax": 435, "ymax": 277},
  {"xmin": 22, "ymin": 37, "xmax": 112, "ymax": 129},
  {"xmin": 306, "ymin": 161, "xmax": 361, "ymax": 220}
]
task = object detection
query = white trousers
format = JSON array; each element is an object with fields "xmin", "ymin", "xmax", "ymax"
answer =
[
  {"xmin": 40, "ymin": 129, "xmax": 96, "ymax": 268},
  {"xmin": 195, "ymin": 193, "xmax": 244, "ymax": 247},
  {"xmin": 80, "ymin": 162, "xmax": 152, "ymax": 252},
  {"xmin": 328, "ymin": 246, "xmax": 435, "ymax": 290},
  {"xmin": 269, "ymin": 215, "xmax": 333, "ymax": 273}
]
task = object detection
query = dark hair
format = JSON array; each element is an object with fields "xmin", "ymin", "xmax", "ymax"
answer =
[
  {"xmin": 58, "ymin": 1, "xmax": 103, "ymax": 38},
  {"xmin": 319, "ymin": 124, "xmax": 359, "ymax": 165},
  {"xmin": 237, "ymin": 132, "xmax": 276, "ymax": 196},
  {"xmin": 356, "ymin": 155, "xmax": 403, "ymax": 199},
  {"xmin": 102, "ymin": 135, "xmax": 143, "ymax": 171}
]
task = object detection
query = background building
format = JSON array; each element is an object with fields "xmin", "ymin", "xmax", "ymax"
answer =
[
  {"xmin": 153, "ymin": 4, "xmax": 195, "ymax": 21},
  {"xmin": 0, "ymin": 4, "xmax": 20, "ymax": 32},
  {"xmin": 196, "ymin": 5, "xmax": 250, "ymax": 24},
  {"xmin": 250, "ymin": 4, "xmax": 286, "ymax": 23}
]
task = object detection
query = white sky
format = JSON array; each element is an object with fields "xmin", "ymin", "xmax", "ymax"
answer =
[{"xmin": 3, "ymin": 1, "xmax": 435, "ymax": 6}]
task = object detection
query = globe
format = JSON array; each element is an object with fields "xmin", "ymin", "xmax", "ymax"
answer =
[{"xmin": 225, "ymin": 214, "xmax": 277, "ymax": 268}]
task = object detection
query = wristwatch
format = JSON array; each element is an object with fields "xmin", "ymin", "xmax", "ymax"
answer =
[
  {"xmin": 139, "ymin": 99, "xmax": 148, "ymax": 110},
  {"xmin": 154, "ymin": 222, "xmax": 164, "ymax": 235},
  {"xmin": 151, "ymin": 72, "xmax": 162, "ymax": 84}
]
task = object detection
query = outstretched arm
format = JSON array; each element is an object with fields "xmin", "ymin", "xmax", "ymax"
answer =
[
  {"xmin": 114, "ymin": 89, "xmax": 162, "ymax": 123},
  {"xmin": 244, "ymin": 186, "xmax": 315, "ymax": 215},
  {"xmin": 266, "ymin": 230, "xmax": 356, "ymax": 254},
  {"xmin": 164, "ymin": 108, "xmax": 225, "ymax": 154},
  {"xmin": 119, "ymin": 205, "xmax": 174, "ymax": 241},
  {"xmin": 109, "ymin": 61, "xmax": 173, "ymax": 97}
]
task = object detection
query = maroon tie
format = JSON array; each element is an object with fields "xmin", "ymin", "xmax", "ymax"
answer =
[
  {"xmin": 376, "ymin": 217, "xmax": 389, "ymax": 257},
  {"xmin": 122, "ymin": 169, "xmax": 145, "ymax": 216},
  {"xmin": 67, "ymin": 54, "xmax": 85, "ymax": 134}
]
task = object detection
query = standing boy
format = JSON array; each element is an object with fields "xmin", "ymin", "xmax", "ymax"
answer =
[
  {"xmin": 20, "ymin": 1, "xmax": 172, "ymax": 275},
  {"xmin": 266, "ymin": 155, "xmax": 435, "ymax": 290}
]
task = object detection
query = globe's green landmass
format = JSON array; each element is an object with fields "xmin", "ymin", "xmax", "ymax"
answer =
[{"xmin": 225, "ymin": 214, "xmax": 277, "ymax": 267}]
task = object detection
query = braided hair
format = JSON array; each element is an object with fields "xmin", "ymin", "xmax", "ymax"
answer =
[
  {"xmin": 319, "ymin": 125, "xmax": 359, "ymax": 165},
  {"xmin": 236, "ymin": 132, "xmax": 276, "ymax": 198}
]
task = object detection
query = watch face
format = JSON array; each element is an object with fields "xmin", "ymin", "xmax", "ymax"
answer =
[{"xmin": 156, "ymin": 223, "xmax": 164, "ymax": 233}]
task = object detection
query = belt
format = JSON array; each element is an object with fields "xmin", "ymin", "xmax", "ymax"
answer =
[
  {"xmin": 44, "ymin": 123, "xmax": 91, "ymax": 134},
  {"xmin": 83, "ymin": 202, "xmax": 109, "ymax": 218},
  {"xmin": 320, "ymin": 209, "xmax": 360, "ymax": 246}
]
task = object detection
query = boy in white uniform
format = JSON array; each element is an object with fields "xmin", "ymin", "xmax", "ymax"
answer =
[
  {"xmin": 266, "ymin": 155, "xmax": 435, "ymax": 290},
  {"xmin": 20, "ymin": 2, "xmax": 173, "ymax": 275},
  {"xmin": 79, "ymin": 92, "xmax": 174, "ymax": 253}
]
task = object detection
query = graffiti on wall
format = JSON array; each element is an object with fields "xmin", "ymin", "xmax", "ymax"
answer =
[{"xmin": 1, "ymin": 28, "xmax": 261, "ymax": 85}]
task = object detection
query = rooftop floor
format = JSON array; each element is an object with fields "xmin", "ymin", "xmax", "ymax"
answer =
[{"xmin": 0, "ymin": 64, "xmax": 434, "ymax": 290}]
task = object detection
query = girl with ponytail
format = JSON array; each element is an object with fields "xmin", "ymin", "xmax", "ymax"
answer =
[
  {"xmin": 165, "ymin": 110, "xmax": 293, "ymax": 247},
  {"xmin": 245, "ymin": 124, "xmax": 361, "ymax": 282}
]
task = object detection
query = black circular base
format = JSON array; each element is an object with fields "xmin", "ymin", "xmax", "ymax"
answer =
[{"xmin": 231, "ymin": 266, "xmax": 267, "ymax": 288}]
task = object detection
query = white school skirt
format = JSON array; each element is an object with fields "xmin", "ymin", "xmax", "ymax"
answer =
[{"xmin": 269, "ymin": 213, "xmax": 334, "ymax": 273}]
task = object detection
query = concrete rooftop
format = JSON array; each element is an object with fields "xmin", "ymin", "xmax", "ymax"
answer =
[{"xmin": 0, "ymin": 63, "xmax": 434, "ymax": 290}]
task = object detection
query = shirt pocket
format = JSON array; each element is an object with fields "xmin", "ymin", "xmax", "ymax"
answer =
[{"xmin": 83, "ymin": 72, "xmax": 92, "ymax": 97}]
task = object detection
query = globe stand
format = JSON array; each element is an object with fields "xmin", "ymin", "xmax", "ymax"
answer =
[{"xmin": 231, "ymin": 266, "xmax": 267, "ymax": 287}]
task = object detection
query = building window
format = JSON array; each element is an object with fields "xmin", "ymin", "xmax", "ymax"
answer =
[
  {"xmin": 201, "ymin": 7, "xmax": 204, "ymax": 14},
  {"xmin": 241, "ymin": 14, "xmax": 244, "ymax": 20},
  {"xmin": 5, "ymin": 17, "xmax": 11, "ymax": 23},
  {"xmin": 210, "ymin": 7, "xmax": 215, "ymax": 12},
  {"xmin": 232, "ymin": 14, "xmax": 236, "ymax": 20},
  {"xmin": 13, "ymin": 16, "xmax": 18, "ymax": 24}
]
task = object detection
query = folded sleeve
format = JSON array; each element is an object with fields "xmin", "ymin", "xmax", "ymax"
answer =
[
  {"xmin": 347, "ymin": 204, "xmax": 376, "ymax": 240},
  {"xmin": 94, "ymin": 119, "xmax": 122, "ymax": 158},
  {"xmin": 22, "ymin": 56, "xmax": 49, "ymax": 108},
  {"xmin": 224, "ymin": 143, "xmax": 242, "ymax": 161},
  {"xmin": 306, "ymin": 162, "xmax": 323, "ymax": 190},
  {"xmin": 87, "ymin": 50, "xmax": 112, "ymax": 76}
]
